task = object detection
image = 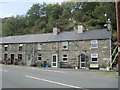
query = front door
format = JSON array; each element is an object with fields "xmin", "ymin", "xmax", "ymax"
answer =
[
  {"xmin": 11, "ymin": 54, "xmax": 14, "ymax": 64},
  {"xmin": 4, "ymin": 54, "xmax": 7, "ymax": 60},
  {"xmin": 26, "ymin": 55, "xmax": 31, "ymax": 66},
  {"xmin": 80, "ymin": 54, "xmax": 86, "ymax": 69},
  {"xmin": 52, "ymin": 54, "xmax": 57, "ymax": 67}
]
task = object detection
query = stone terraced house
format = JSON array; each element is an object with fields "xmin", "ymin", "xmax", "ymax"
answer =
[{"xmin": 0, "ymin": 24, "xmax": 112, "ymax": 69}]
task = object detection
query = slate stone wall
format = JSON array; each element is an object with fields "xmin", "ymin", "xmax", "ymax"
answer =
[{"xmin": 1, "ymin": 39, "xmax": 110, "ymax": 68}]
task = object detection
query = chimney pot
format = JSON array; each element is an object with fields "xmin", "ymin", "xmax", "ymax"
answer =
[
  {"xmin": 53, "ymin": 27, "xmax": 60, "ymax": 35},
  {"xmin": 78, "ymin": 24, "xmax": 84, "ymax": 33}
]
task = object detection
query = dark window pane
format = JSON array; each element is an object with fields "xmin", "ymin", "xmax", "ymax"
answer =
[
  {"xmin": 53, "ymin": 56, "xmax": 56, "ymax": 62},
  {"xmin": 81, "ymin": 63, "xmax": 85, "ymax": 67},
  {"xmin": 63, "ymin": 58, "xmax": 67, "ymax": 61},
  {"xmin": 5, "ymin": 47, "xmax": 7, "ymax": 51},
  {"xmin": 81, "ymin": 54, "xmax": 85, "ymax": 62},
  {"xmin": 53, "ymin": 63, "xmax": 56, "ymax": 66},
  {"xmin": 38, "ymin": 54, "xmax": 42, "ymax": 60},
  {"xmin": 19, "ymin": 47, "xmax": 22, "ymax": 51},
  {"xmin": 63, "ymin": 55, "xmax": 67, "ymax": 57},
  {"xmin": 38, "ymin": 57, "xmax": 41, "ymax": 60},
  {"xmin": 92, "ymin": 58, "xmax": 97, "ymax": 61},
  {"xmin": 63, "ymin": 46, "xmax": 67, "ymax": 49},
  {"xmin": 38, "ymin": 54, "xmax": 41, "ymax": 56}
]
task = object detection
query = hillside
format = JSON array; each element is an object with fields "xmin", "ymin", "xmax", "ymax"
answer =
[{"xmin": 2, "ymin": 2, "xmax": 120, "ymax": 37}]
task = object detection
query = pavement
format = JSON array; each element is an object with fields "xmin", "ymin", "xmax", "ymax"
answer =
[{"xmin": 1, "ymin": 64, "xmax": 119, "ymax": 88}]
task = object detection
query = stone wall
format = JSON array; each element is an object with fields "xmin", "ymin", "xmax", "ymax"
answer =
[{"xmin": 1, "ymin": 39, "xmax": 110, "ymax": 68}]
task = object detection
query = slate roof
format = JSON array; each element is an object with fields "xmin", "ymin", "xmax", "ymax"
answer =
[{"xmin": 0, "ymin": 29, "xmax": 111, "ymax": 44}]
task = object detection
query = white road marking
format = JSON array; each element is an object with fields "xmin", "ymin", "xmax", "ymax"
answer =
[
  {"xmin": 0, "ymin": 69, "xmax": 8, "ymax": 72},
  {"xmin": 3, "ymin": 65, "xmax": 66, "ymax": 73},
  {"xmin": 53, "ymin": 71, "xmax": 66, "ymax": 73},
  {"xmin": 25, "ymin": 75, "xmax": 82, "ymax": 88}
]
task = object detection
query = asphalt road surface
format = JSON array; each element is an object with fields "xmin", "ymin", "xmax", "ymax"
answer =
[{"xmin": 1, "ymin": 64, "xmax": 118, "ymax": 88}]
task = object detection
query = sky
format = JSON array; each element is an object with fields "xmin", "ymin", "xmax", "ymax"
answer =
[
  {"xmin": 0, "ymin": 0, "xmax": 65, "ymax": 18},
  {"xmin": 0, "ymin": 0, "xmax": 118, "ymax": 18}
]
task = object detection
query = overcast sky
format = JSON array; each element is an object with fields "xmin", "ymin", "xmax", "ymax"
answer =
[
  {"xmin": 0, "ymin": 0, "xmax": 118, "ymax": 18},
  {"xmin": 0, "ymin": 0, "xmax": 65, "ymax": 18}
]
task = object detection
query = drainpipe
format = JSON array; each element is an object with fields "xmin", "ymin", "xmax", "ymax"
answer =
[
  {"xmin": 110, "ymin": 36, "xmax": 112, "ymax": 69},
  {"xmin": 57, "ymin": 41, "xmax": 59, "ymax": 67},
  {"xmin": 33, "ymin": 42, "xmax": 35, "ymax": 65},
  {"xmin": 115, "ymin": 0, "xmax": 120, "ymax": 76}
]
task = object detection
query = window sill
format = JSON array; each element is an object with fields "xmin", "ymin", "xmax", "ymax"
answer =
[
  {"xmin": 37, "ymin": 60, "xmax": 42, "ymax": 61},
  {"xmin": 62, "ymin": 61, "xmax": 68, "ymax": 62},
  {"xmin": 62, "ymin": 49, "xmax": 69, "ymax": 51},
  {"xmin": 91, "ymin": 61, "xmax": 98, "ymax": 63},
  {"xmin": 90, "ymin": 47, "xmax": 98, "ymax": 49},
  {"xmin": 38, "ymin": 50, "xmax": 42, "ymax": 51}
]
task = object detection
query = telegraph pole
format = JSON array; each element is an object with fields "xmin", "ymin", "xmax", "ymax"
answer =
[{"xmin": 115, "ymin": 0, "xmax": 120, "ymax": 76}]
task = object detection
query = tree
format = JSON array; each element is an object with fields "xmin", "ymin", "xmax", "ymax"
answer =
[
  {"xmin": 26, "ymin": 3, "xmax": 46, "ymax": 26},
  {"xmin": 35, "ymin": 17, "xmax": 47, "ymax": 31},
  {"xmin": 2, "ymin": 2, "xmax": 119, "ymax": 37},
  {"xmin": 45, "ymin": 3, "xmax": 63, "ymax": 20}
]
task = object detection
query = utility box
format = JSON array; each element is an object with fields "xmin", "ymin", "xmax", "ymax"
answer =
[{"xmin": 57, "ymin": 61, "xmax": 61, "ymax": 68}]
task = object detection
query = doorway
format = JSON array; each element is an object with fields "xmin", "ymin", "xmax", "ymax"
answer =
[
  {"xmin": 52, "ymin": 54, "xmax": 57, "ymax": 67},
  {"xmin": 11, "ymin": 54, "xmax": 14, "ymax": 64},
  {"xmin": 4, "ymin": 54, "xmax": 7, "ymax": 60},
  {"xmin": 80, "ymin": 53, "xmax": 86, "ymax": 69},
  {"xmin": 26, "ymin": 55, "xmax": 31, "ymax": 66}
]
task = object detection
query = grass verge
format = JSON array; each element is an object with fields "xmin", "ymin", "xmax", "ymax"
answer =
[{"xmin": 100, "ymin": 73, "xmax": 118, "ymax": 76}]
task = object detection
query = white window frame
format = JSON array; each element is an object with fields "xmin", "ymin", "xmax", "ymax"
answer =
[
  {"xmin": 91, "ymin": 53, "xmax": 98, "ymax": 62},
  {"xmin": 62, "ymin": 42, "xmax": 68, "ymax": 50},
  {"xmin": 19, "ymin": 44, "xmax": 23, "ymax": 51},
  {"xmin": 91, "ymin": 40, "xmax": 98, "ymax": 49},
  {"xmin": 62, "ymin": 54, "xmax": 68, "ymax": 62},
  {"xmin": 38, "ymin": 43, "xmax": 42, "ymax": 50},
  {"xmin": 4, "ymin": 45, "xmax": 8, "ymax": 51},
  {"xmin": 19, "ymin": 44, "xmax": 23, "ymax": 46},
  {"xmin": 4, "ymin": 45, "xmax": 8, "ymax": 47},
  {"xmin": 37, "ymin": 54, "xmax": 42, "ymax": 61}
]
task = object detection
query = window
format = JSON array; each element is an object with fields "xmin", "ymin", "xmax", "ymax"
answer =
[
  {"xmin": 38, "ymin": 54, "xmax": 42, "ymax": 61},
  {"xmin": 91, "ymin": 54, "xmax": 98, "ymax": 62},
  {"xmin": 38, "ymin": 43, "xmax": 42, "ymax": 50},
  {"xmin": 62, "ymin": 42, "xmax": 68, "ymax": 50},
  {"xmin": 4, "ymin": 45, "xmax": 8, "ymax": 51},
  {"xmin": 62, "ymin": 54, "xmax": 68, "ymax": 62},
  {"xmin": 19, "ymin": 44, "xmax": 23, "ymax": 51},
  {"xmin": 18, "ymin": 54, "xmax": 22, "ymax": 60},
  {"xmin": 91, "ymin": 40, "xmax": 98, "ymax": 48}
]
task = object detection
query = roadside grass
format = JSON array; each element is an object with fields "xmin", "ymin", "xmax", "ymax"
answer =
[{"xmin": 99, "ymin": 73, "xmax": 118, "ymax": 76}]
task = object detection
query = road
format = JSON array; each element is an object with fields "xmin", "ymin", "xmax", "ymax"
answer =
[{"xmin": 1, "ymin": 64, "xmax": 118, "ymax": 88}]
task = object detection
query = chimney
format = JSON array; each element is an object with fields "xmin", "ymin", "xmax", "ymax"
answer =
[
  {"xmin": 53, "ymin": 27, "xmax": 60, "ymax": 35},
  {"xmin": 78, "ymin": 22, "xmax": 84, "ymax": 33}
]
